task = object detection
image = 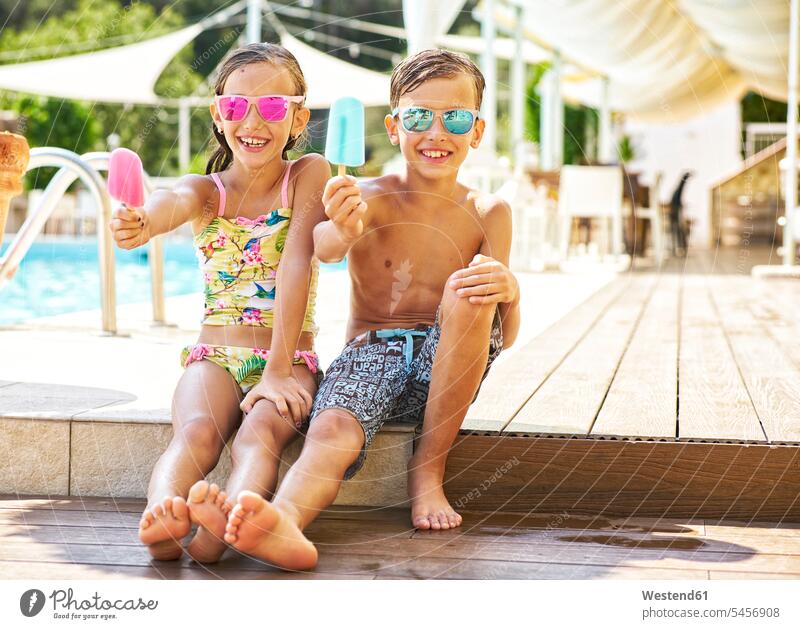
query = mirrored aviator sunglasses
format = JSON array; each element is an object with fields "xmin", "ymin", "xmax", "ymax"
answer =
[
  {"xmin": 393, "ymin": 106, "xmax": 479, "ymax": 135},
  {"xmin": 215, "ymin": 94, "xmax": 305, "ymax": 122}
]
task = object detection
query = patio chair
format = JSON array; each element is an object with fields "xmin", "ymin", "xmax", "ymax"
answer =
[
  {"xmin": 557, "ymin": 165, "xmax": 624, "ymax": 263},
  {"xmin": 635, "ymin": 172, "xmax": 666, "ymax": 266},
  {"xmin": 496, "ymin": 175, "xmax": 555, "ymax": 271}
]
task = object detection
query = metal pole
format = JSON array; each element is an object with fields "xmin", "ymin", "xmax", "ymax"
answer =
[
  {"xmin": 539, "ymin": 68, "xmax": 552, "ymax": 170},
  {"xmin": 481, "ymin": 0, "xmax": 497, "ymax": 155},
  {"xmin": 599, "ymin": 76, "xmax": 613, "ymax": 163},
  {"xmin": 247, "ymin": 0, "xmax": 262, "ymax": 44},
  {"xmin": 82, "ymin": 152, "xmax": 165, "ymax": 325},
  {"xmin": 784, "ymin": 0, "xmax": 799, "ymax": 265},
  {"xmin": 178, "ymin": 98, "xmax": 190, "ymax": 174},
  {"xmin": 0, "ymin": 149, "xmax": 116, "ymax": 333},
  {"xmin": 510, "ymin": 2, "xmax": 526, "ymax": 171},
  {"xmin": 552, "ymin": 51, "xmax": 563, "ymax": 168}
]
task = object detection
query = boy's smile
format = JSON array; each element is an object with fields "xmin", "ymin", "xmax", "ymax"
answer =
[{"xmin": 385, "ymin": 75, "xmax": 485, "ymax": 179}]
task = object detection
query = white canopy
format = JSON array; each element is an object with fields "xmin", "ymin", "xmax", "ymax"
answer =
[
  {"xmin": 279, "ymin": 33, "xmax": 389, "ymax": 108},
  {"xmin": 494, "ymin": 0, "xmax": 793, "ymax": 122},
  {"xmin": 403, "ymin": 0, "xmax": 466, "ymax": 53},
  {"xmin": 0, "ymin": 23, "xmax": 204, "ymax": 105}
]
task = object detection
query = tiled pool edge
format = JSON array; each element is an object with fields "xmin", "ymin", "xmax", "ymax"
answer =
[{"xmin": 0, "ymin": 410, "xmax": 414, "ymax": 507}]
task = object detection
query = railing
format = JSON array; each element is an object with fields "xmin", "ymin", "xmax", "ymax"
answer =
[
  {"xmin": 0, "ymin": 149, "xmax": 166, "ymax": 334},
  {"xmin": 81, "ymin": 152, "xmax": 165, "ymax": 326}
]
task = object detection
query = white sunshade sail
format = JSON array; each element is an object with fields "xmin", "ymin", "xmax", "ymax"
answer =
[
  {"xmin": 278, "ymin": 33, "xmax": 390, "ymax": 108},
  {"xmin": 494, "ymin": 0, "xmax": 793, "ymax": 122},
  {"xmin": 0, "ymin": 23, "xmax": 205, "ymax": 105},
  {"xmin": 403, "ymin": 0, "xmax": 467, "ymax": 53}
]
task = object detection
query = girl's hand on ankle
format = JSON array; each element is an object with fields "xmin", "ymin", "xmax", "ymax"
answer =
[
  {"xmin": 448, "ymin": 254, "xmax": 519, "ymax": 305},
  {"xmin": 240, "ymin": 372, "xmax": 313, "ymax": 427}
]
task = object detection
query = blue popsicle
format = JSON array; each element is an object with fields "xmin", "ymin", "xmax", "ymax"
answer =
[{"xmin": 324, "ymin": 97, "xmax": 365, "ymax": 176}]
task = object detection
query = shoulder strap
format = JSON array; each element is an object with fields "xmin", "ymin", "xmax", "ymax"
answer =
[
  {"xmin": 210, "ymin": 172, "xmax": 226, "ymax": 216},
  {"xmin": 280, "ymin": 160, "xmax": 294, "ymax": 208}
]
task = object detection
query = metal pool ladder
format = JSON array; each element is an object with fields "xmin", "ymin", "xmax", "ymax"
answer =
[{"xmin": 0, "ymin": 148, "xmax": 165, "ymax": 334}]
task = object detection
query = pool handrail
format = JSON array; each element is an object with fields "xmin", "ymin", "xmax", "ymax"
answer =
[
  {"xmin": 81, "ymin": 151, "xmax": 165, "ymax": 326},
  {"xmin": 0, "ymin": 148, "xmax": 117, "ymax": 333}
]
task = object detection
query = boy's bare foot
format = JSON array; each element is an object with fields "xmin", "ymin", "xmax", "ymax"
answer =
[
  {"xmin": 408, "ymin": 455, "xmax": 463, "ymax": 530},
  {"xmin": 139, "ymin": 496, "xmax": 191, "ymax": 560},
  {"xmin": 224, "ymin": 491, "xmax": 318, "ymax": 571},
  {"xmin": 186, "ymin": 480, "xmax": 232, "ymax": 564}
]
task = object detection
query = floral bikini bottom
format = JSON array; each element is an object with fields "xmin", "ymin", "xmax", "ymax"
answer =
[{"xmin": 180, "ymin": 343, "xmax": 321, "ymax": 394}]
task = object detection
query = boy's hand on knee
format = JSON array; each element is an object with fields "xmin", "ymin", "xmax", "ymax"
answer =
[
  {"xmin": 448, "ymin": 254, "xmax": 519, "ymax": 305},
  {"xmin": 322, "ymin": 175, "xmax": 367, "ymax": 242},
  {"xmin": 240, "ymin": 373, "xmax": 314, "ymax": 428}
]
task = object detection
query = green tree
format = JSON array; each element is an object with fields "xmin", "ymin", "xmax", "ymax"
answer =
[
  {"xmin": 0, "ymin": 0, "xmax": 237, "ymax": 185},
  {"xmin": 525, "ymin": 62, "xmax": 596, "ymax": 166}
]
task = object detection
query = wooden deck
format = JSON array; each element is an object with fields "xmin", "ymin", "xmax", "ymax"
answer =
[
  {"xmin": 2, "ymin": 495, "xmax": 800, "ymax": 579},
  {"xmin": 451, "ymin": 248, "xmax": 800, "ymax": 520}
]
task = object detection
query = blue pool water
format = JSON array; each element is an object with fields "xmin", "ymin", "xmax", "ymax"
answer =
[{"xmin": 0, "ymin": 238, "xmax": 345, "ymax": 325}]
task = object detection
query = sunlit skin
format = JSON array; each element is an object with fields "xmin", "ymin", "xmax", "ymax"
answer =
[
  {"xmin": 223, "ymin": 71, "xmax": 522, "ymax": 569},
  {"xmin": 110, "ymin": 60, "xmax": 330, "ymax": 564}
]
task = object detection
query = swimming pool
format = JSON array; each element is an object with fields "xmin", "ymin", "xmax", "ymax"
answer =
[{"xmin": 0, "ymin": 238, "xmax": 345, "ymax": 325}]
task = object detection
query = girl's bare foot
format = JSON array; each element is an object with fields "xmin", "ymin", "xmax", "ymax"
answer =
[
  {"xmin": 407, "ymin": 455, "xmax": 463, "ymax": 530},
  {"xmin": 186, "ymin": 480, "xmax": 232, "ymax": 564},
  {"xmin": 224, "ymin": 491, "xmax": 318, "ymax": 571},
  {"xmin": 139, "ymin": 496, "xmax": 191, "ymax": 560}
]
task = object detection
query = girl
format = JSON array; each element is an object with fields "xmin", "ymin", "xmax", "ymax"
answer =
[{"xmin": 110, "ymin": 43, "xmax": 330, "ymax": 564}]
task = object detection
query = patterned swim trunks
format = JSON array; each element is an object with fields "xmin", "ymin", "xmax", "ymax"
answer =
[
  {"xmin": 308, "ymin": 306, "xmax": 503, "ymax": 479},
  {"xmin": 181, "ymin": 343, "xmax": 321, "ymax": 394}
]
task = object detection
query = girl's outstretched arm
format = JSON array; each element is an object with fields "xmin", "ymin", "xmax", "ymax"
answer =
[
  {"xmin": 111, "ymin": 174, "xmax": 210, "ymax": 249},
  {"xmin": 239, "ymin": 154, "xmax": 330, "ymax": 422}
]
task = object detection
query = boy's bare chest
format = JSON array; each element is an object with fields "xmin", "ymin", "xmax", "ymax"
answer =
[{"xmin": 351, "ymin": 206, "xmax": 485, "ymax": 286}]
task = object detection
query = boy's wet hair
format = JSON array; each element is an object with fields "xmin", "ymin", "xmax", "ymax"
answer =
[
  {"xmin": 207, "ymin": 43, "xmax": 307, "ymax": 174},
  {"xmin": 390, "ymin": 49, "xmax": 485, "ymax": 109}
]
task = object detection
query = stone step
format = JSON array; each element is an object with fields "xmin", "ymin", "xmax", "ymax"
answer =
[{"xmin": 0, "ymin": 400, "xmax": 416, "ymax": 507}]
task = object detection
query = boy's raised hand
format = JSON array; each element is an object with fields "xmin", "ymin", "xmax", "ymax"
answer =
[
  {"xmin": 448, "ymin": 254, "xmax": 520, "ymax": 305},
  {"xmin": 111, "ymin": 204, "xmax": 150, "ymax": 249},
  {"xmin": 322, "ymin": 174, "xmax": 367, "ymax": 242}
]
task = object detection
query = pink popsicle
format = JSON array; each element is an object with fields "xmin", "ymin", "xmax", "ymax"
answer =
[{"xmin": 107, "ymin": 148, "xmax": 144, "ymax": 207}]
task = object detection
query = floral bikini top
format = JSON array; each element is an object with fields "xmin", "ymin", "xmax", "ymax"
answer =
[{"xmin": 195, "ymin": 161, "xmax": 318, "ymax": 334}]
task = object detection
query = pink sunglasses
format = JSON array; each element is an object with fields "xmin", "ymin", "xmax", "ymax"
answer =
[{"xmin": 214, "ymin": 94, "xmax": 305, "ymax": 122}]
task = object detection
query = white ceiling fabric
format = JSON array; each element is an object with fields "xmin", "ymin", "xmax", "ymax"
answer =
[{"xmin": 495, "ymin": 0, "xmax": 792, "ymax": 121}]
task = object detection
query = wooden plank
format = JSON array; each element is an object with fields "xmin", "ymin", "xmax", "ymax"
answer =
[
  {"xmin": 0, "ymin": 495, "xmax": 145, "ymax": 513},
  {"xmin": 679, "ymin": 275, "xmax": 765, "ymax": 441},
  {"xmin": 746, "ymin": 283, "xmax": 800, "ymax": 372},
  {"xmin": 709, "ymin": 570, "xmax": 800, "ymax": 579},
  {"xmin": 506, "ymin": 274, "xmax": 658, "ymax": 435},
  {"xmin": 592, "ymin": 273, "xmax": 679, "ymax": 438},
  {"xmin": 0, "ymin": 539, "xmax": 718, "ymax": 578},
  {"xmin": 0, "ymin": 508, "xmax": 140, "ymax": 528},
  {"xmin": 708, "ymin": 275, "xmax": 800, "ymax": 443},
  {"xmin": 296, "ymin": 535, "xmax": 800, "ymax": 576},
  {"xmin": 412, "ymin": 527, "xmax": 800, "ymax": 555},
  {"xmin": 0, "ymin": 559, "xmax": 372, "ymax": 580},
  {"xmin": 443, "ymin": 435, "xmax": 800, "ymax": 521},
  {"xmin": 463, "ymin": 275, "xmax": 631, "ymax": 432}
]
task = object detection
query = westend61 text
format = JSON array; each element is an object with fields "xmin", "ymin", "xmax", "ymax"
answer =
[{"xmin": 642, "ymin": 590, "xmax": 708, "ymax": 601}]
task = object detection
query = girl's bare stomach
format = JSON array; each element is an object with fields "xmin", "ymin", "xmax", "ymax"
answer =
[{"xmin": 197, "ymin": 325, "xmax": 315, "ymax": 351}]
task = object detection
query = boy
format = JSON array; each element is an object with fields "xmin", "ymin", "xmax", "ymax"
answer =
[{"xmin": 224, "ymin": 49, "xmax": 520, "ymax": 570}]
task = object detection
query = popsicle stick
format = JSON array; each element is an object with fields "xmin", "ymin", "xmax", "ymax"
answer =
[{"xmin": 338, "ymin": 164, "xmax": 346, "ymax": 176}]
